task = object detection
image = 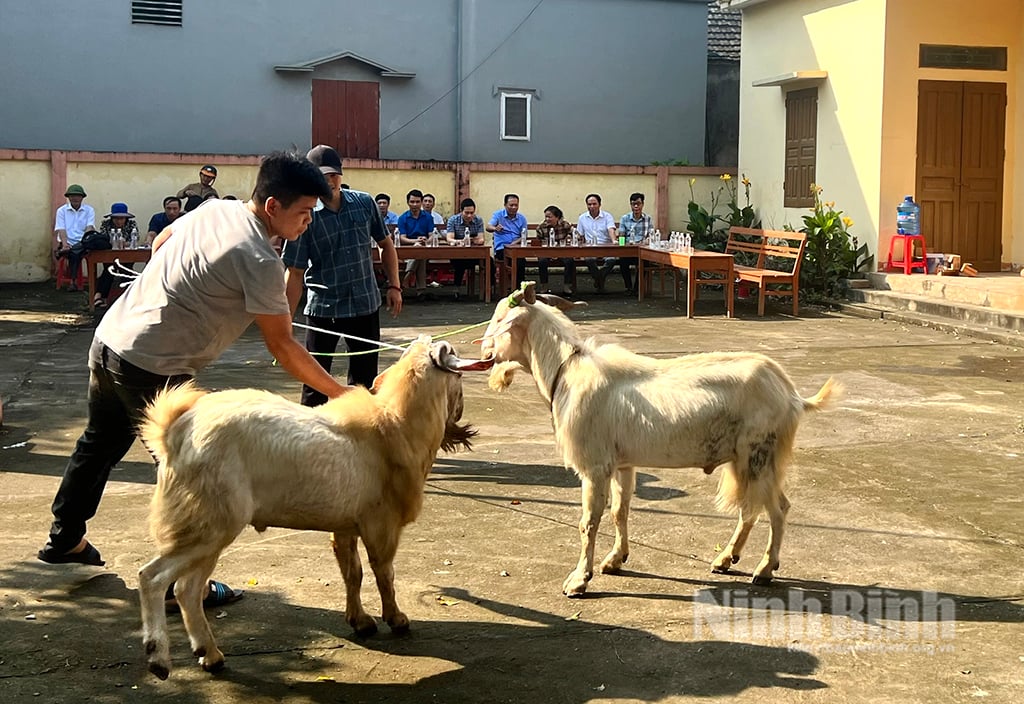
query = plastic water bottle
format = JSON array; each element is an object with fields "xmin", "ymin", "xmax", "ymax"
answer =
[
  {"xmin": 129, "ymin": 226, "xmax": 139, "ymax": 249},
  {"xmin": 571, "ymin": 227, "xmax": 580, "ymax": 247},
  {"xmin": 393, "ymin": 228, "xmax": 400, "ymax": 248},
  {"xmin": 521, "ymin": 225, "xmax": 529, "ymax": 246},
  {"xmin": 113, "ymin": 228, "xmax": 123, "ymax": 250},
  {"xmin": 896, "ymin": 196, "xmax": 921, "ymax": 235},
  {"xmin": 464, "ymin": 226, "xmax": 471, "ymax": 246}
]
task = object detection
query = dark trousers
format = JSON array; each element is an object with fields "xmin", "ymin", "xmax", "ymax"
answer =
[
  {"xmin": 586, "ymin": 257, "xmax": 633, "ymax": 291},
  {"xmin": 537, "ymin": 258, "xmax": 576, "ymax": 288},
  {"xmin": 452, "ymin": 260, "xmax": 476, "ymax": 290},
  {"xmin": 301, "ymin": 310, "xmax": 381, "ymax": 406},
  {"xmin": 46, "ymin": 338, "xmax": 191, "ymax": 553}
]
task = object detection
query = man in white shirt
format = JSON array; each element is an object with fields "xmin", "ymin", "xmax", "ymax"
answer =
[
  {"xmin": 54, "ymin": 184, "xmax": 97, "ymax": 290},
  {"xmin": 577, "ymin": 193, "xmax": 625, "ymax": 292}
]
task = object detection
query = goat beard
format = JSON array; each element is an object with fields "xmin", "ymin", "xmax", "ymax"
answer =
[
  {"xmin": 441, "ymin": 422, "xmax": 477, "ymax": 453},
  {"xmin": 488, "ymin": 361, "xmax": 522, "ymax": 391}
]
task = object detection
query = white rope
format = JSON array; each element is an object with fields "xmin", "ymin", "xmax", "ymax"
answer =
[{"xmin": 291, "ymin": 321, "xmax": 407, "ymax": 352}]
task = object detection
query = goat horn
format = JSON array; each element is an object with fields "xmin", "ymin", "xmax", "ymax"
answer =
[
  {"xmin": 536, "ymin": 293, "xmax": 587, "ymax": 312},
  {"xmin": 522, "ymin": 281, "xmax": 537, "ymax": 305}
]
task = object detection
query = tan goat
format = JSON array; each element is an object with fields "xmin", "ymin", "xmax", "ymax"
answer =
[
  {"xmin": 479, "ymin": 283, "xmax": 840, "ymax": 597},
  {"xmin": 137, "ymin": 338, "xmax": 492, "ymax": 679}
]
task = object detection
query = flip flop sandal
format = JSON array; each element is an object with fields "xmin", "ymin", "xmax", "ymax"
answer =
[
  {"xmin": 165, "ymin": 580, "xmax": 244, "ymax": 614},
  {"xmin": 37, "ymin": 541, "xmax": 105, "ymax": 566}
]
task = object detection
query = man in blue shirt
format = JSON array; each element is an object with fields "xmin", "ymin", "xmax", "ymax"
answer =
[
  {"xmin": 375, "ymin": 193, "xmax": 400, "ymax": 230},
  {"xmin": 445, "ymin": 197, "xmax": 486, "ymax": 300},
  {"xmin": 617, "ymin": 192, "xmax": 653, "ymax": 293},
  {"xmin": 283, "ymin": 145, "xmax": 403, "ymax": 403},
  {"xmin": 398, "ymin": 189, "xmax": 439, "ymax": 300},
  {"xmin": 146, "ymin": 196, "xmax": 183, "ymax": 244},
  {"xmin": 487, "ymin": 193, "xmax": 529, "ymax": 291}
]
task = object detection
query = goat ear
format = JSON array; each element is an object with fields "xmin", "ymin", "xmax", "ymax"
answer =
[
  {"xmin": 536, "ymin": 293, "xmax": 588, "ymax": 312},
  {"xmin": 522, "ymin": 282, "xmax": 537, "ymax": 305}
]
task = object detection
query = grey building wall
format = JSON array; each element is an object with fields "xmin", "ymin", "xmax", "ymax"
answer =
[{"xmin": 0, "ymin": 0, "xmax": 707, "ymax": 165}]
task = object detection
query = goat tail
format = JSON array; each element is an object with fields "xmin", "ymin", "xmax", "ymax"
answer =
[
  {"xmin": 140, "ymin": 381, "xmax": 207, "ymax": 464},
  {"xmin": 803, "ymin": 376, "xmax": 843, "ymax": 412},
  {"xmin": 715, "ymin": 462, "xmax": 747, "ymax": 514}
]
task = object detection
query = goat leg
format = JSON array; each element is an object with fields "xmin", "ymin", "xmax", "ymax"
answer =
[
  {"xmin": 599, "ymin": 467, "xmax": 635, "ymax": 574},
  {"xmin": 361, "ymin": 524, "xmax": 410, "ymax": 633},
  {"xmin": 139, "ymin": 555, "xmax": 184, "ymax": 680},
  {"xmin": 331, "ymin": 532, "xmax": 378, "ymax": 636},
  {"xmin": 176, "ymin": 553, "xmax": 225, "ymax": 673},
  {"xmin": 564, "ymin": 473, "xmax": 610, "ymax": 597},
  {"xmin": 712, "ymin": 510, "xmax": 757, "ymax": 574},
  {"xmin": 751, "ymin": 492, "xmax": 789, "ymax": 585}
]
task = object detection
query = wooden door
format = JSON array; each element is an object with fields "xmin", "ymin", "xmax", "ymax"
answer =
[
  {"xmin": 916, "ymin": 81, "xmax": 1005, "ymax": 271},
  {"xmin": 312, "ymin": 79, "xmax": 380, "ymax": 159}
]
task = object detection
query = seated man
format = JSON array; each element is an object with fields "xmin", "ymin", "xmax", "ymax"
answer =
[
  {"xmin": 375, "ymin": 193, "xmax": 400, "ymax": 232},
  {"xmin": 577, "ymin": 193, "xmax": 628, "ymax": 292},
  {"xmin": 397, "ymin": 189, "xmax": 437, "ymax": 300},
  {"xmin": 617, "ymin": 192, "xmax": 653, "ymax": 294},
  {"xmin": 94, "ymin": 203, "xmax": 140, "ymax": 308},
  {"xmin": 177, "ymin": 164, "xmax": 219, "ymax": 212},
  {"xmin": 423, "ymin": 193, "xmax": 445, "ymax": 230},
  {"xmin": 445, "ymin": 198, "xmax": 485, "ymax": 300},
  {"xmin": 54, "ymin": 184, "xmax": 96, "ymax": 290},
  {"xmin": 146, "ymin": 196, "xmax": 183, "ymax": 244},
  {"xmin": 487, "ymin": 193, "xmax": 529, "ymax": 291},
  {"xmin": 535, "ymin": 205, "xmax": 576, "ymax": 296}
]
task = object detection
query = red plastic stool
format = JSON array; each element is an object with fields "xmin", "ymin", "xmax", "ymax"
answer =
[
  {"xmin": 55, "ymin": 255, "xmax": 84, "ymax": 290},
  {"xmin": 886, "ymin": 233, "xmax": 927, "ymax": 274}
]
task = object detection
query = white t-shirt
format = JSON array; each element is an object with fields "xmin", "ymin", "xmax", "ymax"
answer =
[
  {"xmin": 97, "ymin": 200, "xmax": 290, "ymax": 376},
  {"xmin": 55, "ymin": 203, "xmax": 96, "ymax": 246},
  {"xmin": 577, "ymin": 210, "xmax": 617, "ymax": 245}
]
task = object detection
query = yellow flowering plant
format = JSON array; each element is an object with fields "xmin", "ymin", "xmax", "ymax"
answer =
[
  {"xmin": 686, "ymin": 173, "xmax": 760, "ymax": 252},
  {"xmin": 799, "ymin": 185, "xmax": 873, "ymax": 298}
]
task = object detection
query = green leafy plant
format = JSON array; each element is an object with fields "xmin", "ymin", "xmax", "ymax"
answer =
[
  {"xmin": 686, "ymin": 174, "xmax": 760, "ymax": 253},
  {"xmin": 799, "ymin": 184, "xmax": 871, "ymax": 299}
]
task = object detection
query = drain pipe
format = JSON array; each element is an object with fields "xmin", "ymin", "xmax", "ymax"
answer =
[{"xmin": 455, "ymin": 0, "xmax": 464, "ymax": 162}]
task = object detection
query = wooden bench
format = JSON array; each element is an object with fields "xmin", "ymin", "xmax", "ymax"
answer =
[{"xmin": 725, "ymin": 227, "xmax": 807, "ymax": 316}]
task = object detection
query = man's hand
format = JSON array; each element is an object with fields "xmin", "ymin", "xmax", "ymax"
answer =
[{"xmin": 386, "ymin": 287, "xmax": 403, "ymax": 317}]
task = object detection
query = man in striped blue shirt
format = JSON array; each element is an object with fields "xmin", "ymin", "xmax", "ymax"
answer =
[
  {"xmin": 284, "ymin": 146, "xmax": 403, "ymax": 404},
  {"xmin": 617, "ymin": 192, "xmax": 653, "ymax": 293}
]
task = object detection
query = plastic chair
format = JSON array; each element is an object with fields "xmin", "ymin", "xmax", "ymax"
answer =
[
  {"xmin": 55, "ymin": 254, "xmax": 84, "ymax": 290},
  {"xmin": 886, "ymin": 233, "xmax": 928, "ymax": 274}
]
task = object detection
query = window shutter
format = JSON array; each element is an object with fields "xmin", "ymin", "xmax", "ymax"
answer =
[
  {"xmin": 132, "ymin": 1, "xmax": 183, "ymax": 27},
  {"xmin": 500, "ymin": 93, "xmax": 531, "ymax": 141},
  {"xmin": 784, "ymin": 88, "xmax": 817, "ymax": 208}
]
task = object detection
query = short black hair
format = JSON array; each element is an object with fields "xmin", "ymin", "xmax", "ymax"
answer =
[
  {"xmin": 406, "ymin": 189, "xmax": 424, "ymax": 202},
  {"xmin": 423, "ymin": 193, "xmax": 435, "ymax": 201},
  {"xmin": 222, "ymin": 194, "xmax": 238, "ymax": 200},
  {"xmin": 460, "ymin": 198, "xmax": 476, "ymax": 210},
  {"xmin": 586, "ymin": 193, "xmax": 602, "ymax": 205},
  {"xmin": 162, "ymin": 196, "xmax": 182, "ymax": 208},
  {"xmin": 630, "ymin": 192, "xmax": 645, "ymax": 202},
  {"xmin": 544, "ymin": 205, "xmax": 563, "ymax": 219},
  {"xmin": 375, "ymin": 193, "xmax": 391, "ymax": 203},
  {"xmin": 504, "ymin": 193, "xmax": 519, "ymax": 205},
  {"xmin": 251, "ymin": 151, "xmax": 331, "ymax": 207},
  {"xmin": 341, "ymin": 183, "xmax": 350, "ymax": 190}
]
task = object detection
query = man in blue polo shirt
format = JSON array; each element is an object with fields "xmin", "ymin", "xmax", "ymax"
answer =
[
  {"xmin": 487, "ymin": 193, "xmax": 529, "ymax": 290},
  {"xmin": 283, "ymin": 145, "xmax": 403, "ymax": 403},
  {"xmin": 398, "ymin": 189, "xmax": 437, "ymax": 301}
]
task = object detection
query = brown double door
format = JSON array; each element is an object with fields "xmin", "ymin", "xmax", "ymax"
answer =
[
  {"xmin": 312, "ymin": 79, "xmax": 380, "ymax": 159},
  {"xmin": 916, "ymin": 81, "xmax": 1006, "ymax": 271}
]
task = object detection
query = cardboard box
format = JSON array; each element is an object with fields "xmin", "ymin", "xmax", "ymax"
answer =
[{"xmin": 945, "ymin": 254, "xmax": 962, "ymax": 271}]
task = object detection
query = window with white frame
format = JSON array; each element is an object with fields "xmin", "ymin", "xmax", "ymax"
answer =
[{"xmin": 500, "ymin": 92, "xmax": 531, "ymax": 141}]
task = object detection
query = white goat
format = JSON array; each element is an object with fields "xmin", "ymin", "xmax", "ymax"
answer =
[
  {"xmin": 137, "ymin": 338, "xmax": 491, "ymax": 679},
  {"xmin": 479, "ymin": 283, "xmax": 840, "ymax": 597}
]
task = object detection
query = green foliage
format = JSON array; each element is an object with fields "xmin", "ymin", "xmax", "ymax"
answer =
[
  {"xmin": 799, "ymin": 184, "xmax": 872, "ymax": 299},
  {"xmin": 650, "ymin": 158, "xmax": 693, "ymax": 166},
  {"xmin": 685, "ymin": 174, "xmax": 761, "ymax": 252}
]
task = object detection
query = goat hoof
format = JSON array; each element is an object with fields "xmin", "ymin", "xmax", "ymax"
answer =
[
  {"xmin": 148, "ymin": 661, "xmax": 170, "ymax": 681},
  {"xmin": 751, "ymin": 574, "xmax": 774, "ymax": 586},
  {"xmin": 599, "ymin": 553, "xmax": 627, "ymax": 574},
  {"xmin": 562, "ymin": 570, "xmax": 590, "ymax": 597},
  {"xmin": 352, "ymin": 619, "xmax": 379, "ymax": 638},
  {"xmin": 389, "ymin": 619, "xmax": 411, "ymax": 635},
  {"xmin": 200, "ymin": 657, "xmax": 225, "ymax": 673}
]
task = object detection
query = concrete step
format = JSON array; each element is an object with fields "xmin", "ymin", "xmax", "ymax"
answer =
[{"xmin": 840, "ymin": 288, "xmax": 1024, "ymax": 346}]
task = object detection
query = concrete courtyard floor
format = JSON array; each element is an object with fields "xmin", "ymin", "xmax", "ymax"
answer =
[{"xmin": 1, "ymin": 283, "xmax": 1022, "ymax": 703}]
